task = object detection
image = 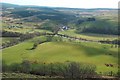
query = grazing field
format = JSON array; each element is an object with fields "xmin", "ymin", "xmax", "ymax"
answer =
[
  {"xmin": 1, "ymin": 37, "xmax": 19, "ymax": 44},
  {"xmin": 2, "ymin": 36, "xmax": 118, "ymax": 74},
  {"xmin": 59, "ymin": 29, "xmax": 117, "ymax": 41},
  {"xmin": 4, "ymin": 28, "xmax": 52, "ymax": 34}
]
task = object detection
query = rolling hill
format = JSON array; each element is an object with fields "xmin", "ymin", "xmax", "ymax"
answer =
[{"xmin": 1, "ymin": 3, "xmax": 119, "ymax": 78}]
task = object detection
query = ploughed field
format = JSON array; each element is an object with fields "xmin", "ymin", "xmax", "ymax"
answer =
[{"xmin": 2, "ymin": 36, "xmax": 118, "ymax": 74}]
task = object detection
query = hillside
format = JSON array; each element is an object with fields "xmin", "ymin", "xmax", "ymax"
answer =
[
  {"xmin": 76, "ymin": 20, "xmax": 118, "ymax": 35},
  {"xmin": 1, "ymin": 3, "xmax": 119, "ymax": 78},
  {"xmin": 2, "ymin": 36, "xmax": 118, "ymax": 73},
  {"xmin": 2, "ymin": 3, "xmax": 118, "ymax": 35}
]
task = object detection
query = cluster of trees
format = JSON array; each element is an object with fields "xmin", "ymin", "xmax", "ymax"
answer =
[
  {"xmin": 76, "ymin": 20, "xmax": 118, "ymax": 35},
  {"xmin": 112, "ymin": 39, "xmax": 120, "ymax": 45},
  {"xmin": 1, "ymin": 30, "xmax": 22, "ymax": 37},
  {"xmin": 31, "ymin": 36, "xmax": 63, "ymax": 50},
  {"xmin": 1, "ymin": 30, "xmax": 64, "ymax": 49},
  {"xmin": 81, "ymin": 26, "xmax": 118, "ymax": 35},
  {"xmin": 3, "ymin": 60, "xmax": 97, "ymax": 78},
  {"xmin": 2, "ymin": 31, "xmax": 41, "ymax": 49},
  {"xmin": 99, "ymin": 39, "xmax": 120, "ymax": 47},
  {"xmin": 39, "ymin": 21, "xmax": 57, "ymax": 32},
  {"xmin": 19, "ymin": 32, "xmax": 40, "ymax": 41},
  {"xmin": 86, "ymin": 18, "xmax": 96, "ymax": 21},
  {"xmin": 2, "ymin": 39, "xmax": 19, "ymax": 49},
  {"xmin": 37, "ymin": 21, "xmax": 60, "ymax": 34},
  {"xmin": 31, "ymin": 40, "xmax": 47, "ymax": 50},
  {"xmin": 77, "ymin": 17, "xmax": 96, "ymax": 25},
  {"xmin": 1, "ymin": 31, "xmax": 21, "ymax": 49}
]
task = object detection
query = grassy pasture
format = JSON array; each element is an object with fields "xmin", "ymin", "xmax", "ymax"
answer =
[
  {"xmin": 2, "ymin": 36, "xmax": 118, "ymax": 74},
  {"xmin": 3, "ymin": 28, "xmax": 51, "ymax": 34},
  {"xmin": 2, "ymin": 21, "xmax": 51, "ymax": 34},
  {"xmin": 59, "ymin": 29, "xmax": 117, "ymax": 41},
  {"xmin": 1, "ymin": 37, "xmax": 19, "ymax": 44}
]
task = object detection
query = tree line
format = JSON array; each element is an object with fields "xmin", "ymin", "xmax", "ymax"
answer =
[
  {"xmin": 2, "ymin": 30, "xmax": 119, "ymax": 49},
  {"xmin": 3, "ymin": 60, "xmax": 97, "ymax": 79},
  {"xmin": 1, "ymin": 30, "xmax": 22, "ymax": 37},
  {"xmin": 1, "ymin": 31, "xmax": 41, "ymax": 49},
  {"xmin": 99, "ymin": 39, "xmax": 120, "ymax": 47}
]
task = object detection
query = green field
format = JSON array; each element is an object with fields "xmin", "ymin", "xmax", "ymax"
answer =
[
  {"xmin": 2, "ymin": 36, "xmax": 118, "ymax": 74},
  {"xmin": 59, "ymin": 29, "xmax": 117, "ymax": 41},
  {"xmin": 1, "ymin": 37, "xmax": 19, "ymax": 44},
  {"xmin": 1, "ymin": 3, "xmax": 119, "ymax": 77},
  {"xmin": 4, "ymin": 28, "xmax": 52, "ymax": 34}
]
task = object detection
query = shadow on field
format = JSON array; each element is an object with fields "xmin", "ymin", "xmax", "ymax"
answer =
[{"xmin": 77, "ymin": 44, "xmax": 117, "ymax": 57}]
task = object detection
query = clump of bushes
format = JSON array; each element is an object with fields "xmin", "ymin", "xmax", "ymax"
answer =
[
  {"xmin": 31, "ymin": 36, "xmax": 63, "ymax": 50},
  {"xmin": 3, "ymin": 60, "xmax": 97, "ymax": 78}
]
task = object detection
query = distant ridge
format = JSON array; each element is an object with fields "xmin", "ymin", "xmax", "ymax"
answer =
[{"xmin": 1, "ymin": 2, "xmax": 117, "ymax": 10}]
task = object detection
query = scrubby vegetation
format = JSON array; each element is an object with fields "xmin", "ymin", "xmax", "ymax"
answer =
[{"xmin": 3, "ymin": 60, "xmax": 97, "ymax": 78}]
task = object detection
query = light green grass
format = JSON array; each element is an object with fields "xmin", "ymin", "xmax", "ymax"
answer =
[
  {"xmin": 1, "ymin": 37, "xmax": 19, "ymax": 44},
  {"xmin": 2, "ymin": 36, "xmax": 118, "ymax": 73},
  {"xmin": 59, "ymin": 29, "xmax": 117, "ymax": 41},
  {"xmin": 4, "ymin": 28, "xmax": 51, "ymax": 34}
]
